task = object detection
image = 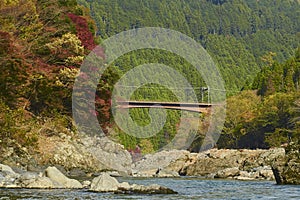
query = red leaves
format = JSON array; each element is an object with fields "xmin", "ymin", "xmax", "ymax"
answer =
[
  {"xmin": 67, "ymin": 13, "xmax": 97, "ymax": 51},
  {"xmin": 0, "ymin": 31, "xmax": 14, "ymax": 55}
]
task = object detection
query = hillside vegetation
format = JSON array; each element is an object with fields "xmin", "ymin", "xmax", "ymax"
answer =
[
  {"xmin": 78, "ymin": 0, "xmax": 300, "ymax": 151},
  {"xmin": 0, "ymin": 0, "xmax": 299, "ymax": 161},
  {"xmin": 80, "ymin": 0, "xmax": 299, "ymax": 91}
]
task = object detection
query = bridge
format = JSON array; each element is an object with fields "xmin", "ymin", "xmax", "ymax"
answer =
[
  {"xmin": 113, "ymin": 86, "xmax": 226, "ymax": 113},
  {"xmin": 115, "ymin": 100, "xmax": 212, "ymax": 113}
]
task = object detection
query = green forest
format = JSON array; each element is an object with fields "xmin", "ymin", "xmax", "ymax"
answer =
[{"xmin": 0, "ymin": 0, "xmax": 299, "ymax": 161}]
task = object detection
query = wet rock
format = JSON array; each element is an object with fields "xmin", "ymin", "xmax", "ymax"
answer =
[
  {"xmin": 45, "ymin": 166, "xmax": 83, "ymax": 188},
  {"xmin": 127, "ymin": 183, "xmax": 177, "ymax": 194},
  {"xmin": 90, "ymin": 173, "xmax": 177, "ymax": 194}
]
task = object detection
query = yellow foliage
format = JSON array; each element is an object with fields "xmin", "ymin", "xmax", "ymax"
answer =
[
  {"xmin": 140, "ymin": 139, "xmax": 154, "ymax": 154},
  {"xmin": 1, "ymin": 0, "xmax": 20, "ymax": 8},
  {"xmin": 65, "ymin": 55, "xmax": 84, "ymax": 66},
  {"xmin": 46, "ymin": 33, "xmax": 84, "ymax": 55},
  {"xmin": 55, "ymin": 67, "xmax": 79, "ymax": 87}
]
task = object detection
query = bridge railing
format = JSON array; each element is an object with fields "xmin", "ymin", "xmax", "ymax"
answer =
[{"xmin": 113, "ymin": 85, "xmax": 218, "ymax": 104}]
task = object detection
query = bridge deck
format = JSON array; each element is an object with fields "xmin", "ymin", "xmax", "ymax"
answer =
[{"xmin": 115, "ymin": 101, "xmax": 212, "ymax": 113}]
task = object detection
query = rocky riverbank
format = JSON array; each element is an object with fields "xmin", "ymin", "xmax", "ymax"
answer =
[
  {"xmin": 1, "ymin": 131, "xmax": 299, "ymax": 187},
  {"xmin": 1, "ymin": 133, "xmax": 132, "ymax": 176},
  {"xmin": 0, "ymin": 164, "xmax": 176, "ymax": 194},
  {"xmin": 132, "ymin": 148, "xmax": 285, "ymax": 181}
]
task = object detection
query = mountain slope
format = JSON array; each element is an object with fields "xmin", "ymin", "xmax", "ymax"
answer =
[{"xmin": 79, "ymin": 0, "xmax": 299, "ymax": 92}]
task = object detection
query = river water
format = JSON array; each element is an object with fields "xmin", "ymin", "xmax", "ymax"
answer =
[{"xmin": 0, "ymin": 177, "xmax": 299, "ymax": 200}]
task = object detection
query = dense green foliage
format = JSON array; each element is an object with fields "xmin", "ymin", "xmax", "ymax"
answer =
[
  {"xmin": 0, "ymin": 0, "xmax": 299, "ymax": 157},
  {"xmin": 80, "ymin": 0, "xmax": 299, "ymax": 92},
  {"xmin": 220, "ymin": 49, "xmax": 300, "ymax": 149},
  {"xmin": 78, "ymin": 0, "xmax": 299, "ymax": 151}
]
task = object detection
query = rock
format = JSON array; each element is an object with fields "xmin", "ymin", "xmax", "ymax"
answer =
[
  {"xmin": 214, "ymin": 167, "xmax": 240, "ymax": 178},
  {"xmin": 82, "ymin": 180, "xmax": 91, "ymax": 188},
  {"xmin": 130, "ymin": 148, "xmax": 284, "ymax": 180},
  {"xmin": 41, "ymin": 133, "xmax": 132, "ymax": 175},
  {"xmin": 118, "ymin": 181, "xmax": 131, "ymax": 190},
  {"xmin": 81, "ymin": 136, "xmax": 132, "ymax": 175},
  {"xmin": 133, "ymin": 169, "xmax": 158, "ymax": 177},
  {"xmin": 235, "ymin": 176, "xmax": 255, "ymax": 181},
  {"xmin": 0, "ymin": 164, "xmax": 20, "ymax": 187},
  {"xmin": 128, "ymin": 184, "xmax": 177, "ymax": 194},
  {"xmin": 5, "ymin": 184, "xmax": 20, "ymax": 188},
  {"xmin": 17, "ymin": 172, "xmax": 39, "ymax": 186},
  {"xmin": 0, "ymin": 164, "xmax": 16, "ymax": 175},
  {"xmin": 51, "ymin": 141, "xmax": 107, "ymax": 173},
  {"xmin": 90, "ymin": 173, "xmax": 120, "ymax": 192},
  {"xmin": 272, "ymin": 143, "xmax": 300, "ymax": 185},
  {"xmin": 106, "ymin": 171, "xmax": 122, "ymax": 177},
  {"xmin": 90, "ymin": 173, "xmax": 177, "ymax": 194},
  {"xmin": 25, "ymin": 177, "xmax": 56, "ymax": 189},
  {"xmin": 182, "ymin": 148, "xmax": 284, "ymax": 179},
  {"xmin": 155, "ymin": 168, "xmax": 180, "ymax": 178},
  {"xmin": 45, "ymin": 166, "xmax": 83, "ymax": 188},
  {"xmin": 256, "ymin": 166, "xmax": 274, "ymax": 180},
  {"xmin": 132, "ymin": 150, "xmax": 189, "ymax": 177},
  {"xmin": 260, "ymin": 148, "xmax": 285, "ymax": 164}
]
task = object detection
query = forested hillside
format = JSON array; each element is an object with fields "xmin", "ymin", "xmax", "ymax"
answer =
[
  {"xmin": 220, "ymin": 49, "xmax": 300, "ymax": 149},
  {"xmin": 76, "ymin": 0, "xmax": 300, "ymax": 151},
  {"xmin": 0, "ymin": 0, "xmax": 299, "ymax": 160},
  {"xmin": 79, "ymin": 0, "xmax": 299, "ymax": 92}
]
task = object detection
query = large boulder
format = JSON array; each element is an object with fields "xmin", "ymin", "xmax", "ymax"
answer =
[
  {"xmin": 50, "ymin": 135, "xmax": 132, "ymax": 175},
  {"xmin": 81, "ymin": 136, "xmax": 132, "ymax": 175},
  {"xmin": 90, "ymin": 173, "xmax": 120, "ymax": 192},
  {"xmin": 90, "ymin": 173, "xmax": 177, "ymax": 194},
  {"xmin": 45, "ymin": 166, "xmax": 83, "ymax": 188},
  {"xmin": 0, "ymin": 164, "xmax": 20, "ymax": 188},
  {"xmin": 272, "ymin": 143, "xmax": 300, "ymax": 185},
  {"xmin": 1, "ymin": 165, "xmax": 85, "ymax": 189},
  {"xmin": 17, "ymin": 171, "xmax": 61, "ymax": 189},
  {"xmin": 35, "ymin": 129, "xmax": 132, "ymax": 175}
]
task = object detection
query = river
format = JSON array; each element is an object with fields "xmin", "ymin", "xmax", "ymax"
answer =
[{"xmin": 0, "ymin": 177, "xmax": 299, "ymax": 199}]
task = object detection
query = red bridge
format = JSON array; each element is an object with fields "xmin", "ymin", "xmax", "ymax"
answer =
[{"xmin": 115, "ymin": 100, "xmax": 212, "ymax": 113}]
